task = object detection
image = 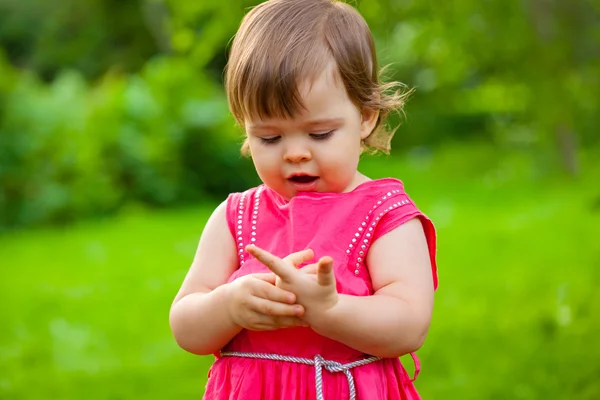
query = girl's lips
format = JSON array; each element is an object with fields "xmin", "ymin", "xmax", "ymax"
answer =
[
  {"xmin": 288, "ymin": 177, "xmax": 319, "ymax": 191},
  {"xmin": 289, "ymin": 175, "xmax": 318, "ymax": 184}
]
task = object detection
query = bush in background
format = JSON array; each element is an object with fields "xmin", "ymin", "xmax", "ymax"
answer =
[{"xmin": 0, "ymin": 54, "xmax": 258, "ymax": 229}]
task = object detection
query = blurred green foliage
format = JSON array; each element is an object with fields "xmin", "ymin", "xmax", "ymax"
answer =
[
  {"xmin": 0, "ymin": 0, "xmax": 598, "ymax": 230},
  {"xmin": 0, "ymin": 0, "xmax": 159, "ymax": 80},
  {"xmin": 0, "ymin": 53, "xmax": 258, "ymax": 228}
]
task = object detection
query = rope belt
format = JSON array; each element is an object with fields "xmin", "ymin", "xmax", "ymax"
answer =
[{"xmin": 220, "ymin": 351, "xmax": 381, "ymax": 400}]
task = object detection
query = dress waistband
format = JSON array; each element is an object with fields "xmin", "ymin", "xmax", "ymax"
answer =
[{"xmin": 220, "ymin": 351, "xmax": 381, "ymax": 400}]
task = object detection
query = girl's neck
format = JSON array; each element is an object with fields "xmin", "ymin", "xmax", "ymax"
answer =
[{"xmin": 342, "ymin": 171, "xmax": 371, "ymax": 193}]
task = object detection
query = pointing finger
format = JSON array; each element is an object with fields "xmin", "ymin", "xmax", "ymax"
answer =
[{"xmin": 246, "ymin": 244, "xmax": 296, "ymax": 282}]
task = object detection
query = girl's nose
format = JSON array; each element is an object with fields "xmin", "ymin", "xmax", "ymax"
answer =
[{"xmin": 283, "ymin": 142, "xmax": 311, "ymax": 163}]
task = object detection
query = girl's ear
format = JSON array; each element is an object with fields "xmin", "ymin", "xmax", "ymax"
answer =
[
  {"xmin": 241, "ymin": 138, "xmax": 251, "ymax": 157},
  {"xmin": 360, "ymin": 107, "xmax": 379, "ymax": 140}
]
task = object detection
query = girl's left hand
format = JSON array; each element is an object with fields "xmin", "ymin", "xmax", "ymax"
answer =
[{"xmin": 246, "ymin": 245, "xmax": 339, "ymax": 324}]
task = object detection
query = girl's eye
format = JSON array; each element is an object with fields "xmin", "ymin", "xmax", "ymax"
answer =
[
  {"xmin": 310, "ymin": 130, "xmax": 335, "ymax": 140},
  {"xmin": 259, "ymin": 136, "xmax": 281, "ymax": 145}
]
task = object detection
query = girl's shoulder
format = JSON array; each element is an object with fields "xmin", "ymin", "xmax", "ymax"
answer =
[
  {"xmin": 341, "ymin": 178, "xmax": 439, "ymax": 291},
  {"xmin": 223, "ymin": 184, "xmax": 266, "ymax": 237},
  {"xmin": 349, "ymin": 177, "xmax": 406, "ymax": 198}
]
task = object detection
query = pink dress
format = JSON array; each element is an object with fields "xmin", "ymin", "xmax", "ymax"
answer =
[{"xmin": 203, "ymin": 178, "xmax": 438, "ymax": 400}]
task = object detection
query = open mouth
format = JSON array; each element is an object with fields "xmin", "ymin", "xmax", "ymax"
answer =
[{"xmin": 288, "ymin": 175, "xmax": 319, "ymax": 184}]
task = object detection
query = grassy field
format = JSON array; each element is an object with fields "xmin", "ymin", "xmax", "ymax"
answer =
[{"xmin": 1, "ymin": 143, "xmax": 599, "ymax": 399}]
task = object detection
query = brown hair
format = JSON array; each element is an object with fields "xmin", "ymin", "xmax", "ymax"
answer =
[{"xmin": 225, "ymin": 0, "xmax": 412, "ymax": 155}]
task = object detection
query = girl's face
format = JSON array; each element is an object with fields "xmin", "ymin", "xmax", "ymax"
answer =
[{"xmin": 245, "ymin": 62, "xmax": 378, "ymax": 200}]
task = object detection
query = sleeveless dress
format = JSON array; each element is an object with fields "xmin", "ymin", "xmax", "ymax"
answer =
[{"xmin": 203, "ymin": 178, "xmax": 438, "ymax": 400}]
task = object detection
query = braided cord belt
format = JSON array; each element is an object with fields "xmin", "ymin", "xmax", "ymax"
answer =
[{"xmin": 220, "ymin": 351, "xmax": 381, "ymax": 400}]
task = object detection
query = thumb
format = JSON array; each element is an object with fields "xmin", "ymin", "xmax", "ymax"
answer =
[{"xmin": 316, "ymin": 257, "xmax": 335, "ymax": 287}]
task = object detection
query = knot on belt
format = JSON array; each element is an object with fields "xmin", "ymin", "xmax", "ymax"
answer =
[{"xmin": 220, "ymin": 351, "xmax": 380, "ymax": 400}]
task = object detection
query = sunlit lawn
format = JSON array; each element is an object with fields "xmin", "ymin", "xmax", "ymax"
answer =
[{"xmin": 1, "ymin": 144, "xmax": 599, "ymax": 399}]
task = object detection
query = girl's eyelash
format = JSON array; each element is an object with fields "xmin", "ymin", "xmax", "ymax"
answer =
[
  {"xmin": 258, "ymin": 130, "xmax": 334, "ymax": 145},
  {"xmin": 310, "ymin": 130, "xmax": 334, "ymax": 140},
  {"xmin": 259, "ymin": 136, "xmax": 281, "ymax": 145}
]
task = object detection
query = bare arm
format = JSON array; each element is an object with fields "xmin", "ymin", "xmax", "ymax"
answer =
[
  {"xmin": 169, "ymin": 201, "xmax": 242, "ymax": 355},
  {"xmin": 170, "ymin": 200, "xmax": 309, "ymax": 356},
  {"xmin": 309, "ymin": 218, "xmax": 435, "ymax": 358}
]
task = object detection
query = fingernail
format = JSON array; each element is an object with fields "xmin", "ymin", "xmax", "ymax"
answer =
[{"xmin": 294, "ymin": 306, "xmax": 303, "ymax": 315}]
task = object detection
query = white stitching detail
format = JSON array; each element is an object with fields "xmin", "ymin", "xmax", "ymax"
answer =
[
  {"xmin": 346, "ymin": 190, "xmax": 410, "ymax": 275},
  {"xmin": 236, "ymin": 186, "xmax": 264, "ymax": 265}
]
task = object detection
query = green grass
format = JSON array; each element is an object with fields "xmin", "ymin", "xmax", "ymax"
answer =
[{"xmin": 1, "ymin": 143, "xmax": 599, "ymax": 399}]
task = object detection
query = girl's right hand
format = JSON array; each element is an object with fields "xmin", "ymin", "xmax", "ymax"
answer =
[{"xmin": 226, "ymin": 273, "xmax": 307, "ymax": 331}]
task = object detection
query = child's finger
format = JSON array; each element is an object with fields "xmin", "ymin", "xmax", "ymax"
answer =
[
  {"xmin": 251, "ymin": 272, "xmax": 277, "ymax": 285},
  {"xmin": 299, "ymin": 263, "xmax": 318, "ymax": 274},
  {"xmin": 252, "ymin": 297, "xmax": 304, "ymax": 317},
  {"xmin": 283, "ymin": 248, "xmax": 314, "ymax": 268},
  {"xmin": 259, "ymin": 281, "xmax": 297, "ymax": 304},
  {"xmin": 246, "ymin": 244, "xmax": 296, "ymax": 282},
  {"xmin": 316, "ymin": 257, "xmax": 335, "ymax": 287}
]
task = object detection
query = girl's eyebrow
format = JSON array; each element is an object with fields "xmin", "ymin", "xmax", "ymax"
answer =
[
  {"xmin": 303, "ymin": 117, "xmax": 343, "ymax": 128},
  {"xmin": 248, "ymin": 117, "xmax": 343, "ymax": 131},
  {"xmin": 247, "ymin": 123, "xmax": 278, "ymax": 130}
]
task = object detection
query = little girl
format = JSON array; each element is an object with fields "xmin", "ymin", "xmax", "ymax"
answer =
[{"xmin": 170, "ymin": 0, "xmax": 438, "ymax": 399}]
